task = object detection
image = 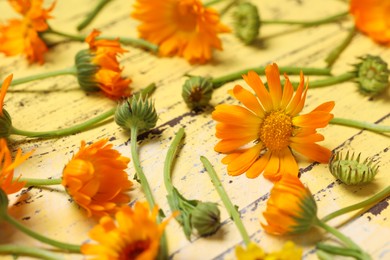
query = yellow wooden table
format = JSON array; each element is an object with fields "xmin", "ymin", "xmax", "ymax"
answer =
[{"xmin": 1, "ymin": 0, "xmax": 389, "ymax": 259}]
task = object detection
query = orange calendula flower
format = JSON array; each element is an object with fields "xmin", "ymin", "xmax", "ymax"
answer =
[
  {"xmin": 212, "ymin": 64, "xmax": 334, "ymax": 181},
  {"xmin": 0, "ymin": 75, "xmax": 14, "ymax": 138},
  {"xmin": 350, "ymin": 0, "xmax": 390, "ymax": 44},
  {"xmin": 81, "ymin": 202, "xmax": 170, "ymax": 260},
  {"xmin": 131, "ymin": 0, "xmax": 230, "ymax": 63},
  {"xmin": 62, "ymin": 139, "xmax": 132, "ymax": 217},
  {"xmin": 75, "ymin": 29, "xmax": 132, "ymax": 99},
  {"xmin": 0, "ymin": 0, "xmax": 55, "ymax": 64},
  {"xmin": 0, "ymin": 138, "xmax": 33, "ymax": 194},
  {"xmin": 262, "ymin": 174, "xmax": 317, "ymax": 235}
]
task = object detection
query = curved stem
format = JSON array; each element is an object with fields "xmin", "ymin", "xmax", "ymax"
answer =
[
  {"xmin": 10, "ymin": 107, "xmax": 115, "ymax": 138},
  {"xmin": 316, "ymin": 243, "xmax": 367, "ymax": 259},
  {"xmin": 163, "ymin": 128, "xmax": 185, "ymax": 195},
  {"xmin": 287, "ymin": 72, "xmax": 355, "ymax": 89},
  {"xmin": 0, "ymin": 244, "xmax": 64, "ymax": 260},
  {"xmin": 19, "ymin": 178, "xmax": 62, "ymax": 187},
  {"xmin": 325, "ymin": 27, "xmax": 356, "ymax": 68},
  {"xmin": 2, "ymin": 214, "xmax": 81, "ymax": 253},
  {"xmin": 200, "ymin": 156, "xmax": 251, "ymax": 246},
  {"xmin": 262, "ymin": 11, "xmax": 348, "ymax": 26},
  {"xmin": 45, "ymin": 29, "xmax": 158, "ymax": 53},
  {"xmin": 212, "ymin": 66, "xmax": 332, "ymax": 88},
  {"xmin": 10, "ymin": 67, "xmax": 77, "ymax": 86},
  {"xmin": 330, "ymin": 117, "xmax": 390, "ymax": 133},
  {"xmin": 321, "ymin": 186, "xmax": 390, "ymax": 223},
  {"xmin": 77, "ymin": 0, "xmax": 112, "ymax": 31}
]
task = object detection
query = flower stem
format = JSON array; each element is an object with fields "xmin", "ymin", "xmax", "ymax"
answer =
[
  {"xmin": 2, "ymin": 214, "xmax": 81, "ymax": 253},
  {"xmin": 330, "ymin": 117, "xmax": 390, "ymax": 134},
  {"xmin": 262, "ymin": 11, "xmax": 348, "ymax": 27},
  {"xmin": 19, "ymin": 178, "xmax": 62, "ymax": 187},
  {"xmin": 77, "ymin": 0, "xmax": 112, "ymax": 31},
  {"xmin": 212, "ymin": 66, "xmax": 332, "ymax": 88},
  {"xmin": 316, "ymin": 243, "xmax": 367, "ymax": 259},
  {"xmin": 325, "ymin": 27, "xmax": 356, "ymax": 68},
  {"xmin": 0, "ymin": 244, "xmax": 64, "ymax": 260},
  {"xmin": 163, "ymin": 128, "xmax": 185, "ymax": 195},
  {"xmin": 10, "ymin": 67, "xmax": 77, "ymax": 86},
  {"xmin": 203, "ymin": 0, "xmax": 226, "ymax": 6},
  {"xmin": 10, "ymin": 107, "xmax": 116, "ymax": 138},
  {"xmin": 45, "ymin": 28, "xmax": 159, "ymax": 53},
  {"xmin": 200, "ymin": 156, "xmax": 251, "ymax": 246},
  {"xmin": 321, "ymin": 186, "xmax": 390, "ymax": 223}
]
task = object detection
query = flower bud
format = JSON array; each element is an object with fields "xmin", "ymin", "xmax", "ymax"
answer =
[
  {"xmin": 354, "ymin": 55, "xmax": 389, "ymax": 95},
  {"xmin": 182, "ymin": 76, "xmax": 214, "ymax": 109},
  {"xmin": 115, "ymin": 95, "xmax": 158, "ymax": 132},
  {"xmin": 233, "ymin": 2, "xmax": 260, "ymax": 45},
  {"xmin": 191, "ymin": 202, "xmax": 221, "ymax": 237},
  {"xmin": 329, "ymin": 151, "xmax": 379, "ymax": 185},
  {"xmin": 75, "ymin": 49, "xmax": 100, "ymax": 92},
  {"xmin": 0, "ymin": 109, "xmax": 12, "ymax": 138}
]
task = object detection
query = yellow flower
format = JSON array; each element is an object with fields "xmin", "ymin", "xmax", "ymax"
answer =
[
  {"xmin": 0, "ymin": 138, "xmax": 33, "ymax": 195},
  {"xmin": 212, "ymin": 64, "xmax": 334, "ymax": 181},
  {"xmin": 0, "ymin": 0, "xmax": 55, "ymax": 64},
  {"xmin": 76, "ymin": 29, "xmax": 132, "ymax": 100},
  {"xmin": 262, "ymin": 174, "xmax": 317, "ymax": 235},
  {"xmin": 62, "ymin": 139, "xmax": 132, "ymax": 217},
  {"xmin": 131, "ymin": 0, "xmax": 230, "ymax": 63},
  {"xmin": 235, "ymin": 241, "xmax": 302, "ymax": 260},
  {"xmin": 81, "ymin": 202, "xmax": 170, "ymax": 260},
  {"xmin": 350, "ymin": 0, "xmax": 390, "ymax": 44}
]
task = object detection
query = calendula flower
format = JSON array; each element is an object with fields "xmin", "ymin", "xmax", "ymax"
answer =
[
  {"xmin": 262, "ymin": 174, "xmax": 317, "ymax": 235},
  {"xmin": 62, "ymin": 139, "xmax": 132, "ymax": 217},
  {"xmin": 131, "ymin": 0, "xmax": 230, "ymax": 63},
  {"xmin": 0, "ymin": 138, "xmax": 33, "ymax": 194},
  {"xmin": 75, "ymin": 29, "xmax": 132, "ymax": 99},
  {"xmin": 349, "ymin": 0, "xmax": 390, "ymax": 44},
  {"xmin": 81, "ymin": 202, "xmax": 170, "ymax": 259},
  {"xmin": 235, "ymin": 241, "xmax": 302, "ymax": 260},
  {"xmin": 0, "ymin": 75, "xmax": 13, "ymax": 138},
  {"xmin": 212, "ymin": 64, "xmax": 334, "ymax": 181},
  {"xmin": 0, "ymin": 0, "xmax": 55, "ymax": 64}
]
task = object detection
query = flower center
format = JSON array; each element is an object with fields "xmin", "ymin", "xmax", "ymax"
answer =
[
  {"xmin": 259, "ymin": 110, "xmax": 293, "ymax": 151},
  {"xmin": 121, "ymin": 240, "xmax": 150, "ymax": 260},
  {"xmin": 173, "ymin": 0, "xmax": 199, "ymax": 31}
]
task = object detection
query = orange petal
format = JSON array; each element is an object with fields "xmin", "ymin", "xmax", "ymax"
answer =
[
  {"xmin": 290, "ymin": 142, "xmax": 332, "ymax": 163},
  {"xmin": 232, "ymin": 85, "xmax": 265, "ymax": 117},
  {"xmin": 242, "ymin": 71, "xmax": 273, "ymax": 112},
  {"xmin": 265, "ymin": 63, "xmax": 282, "ymax": 109},
  {"xmin": 227, "ymin": 144, "xmax": 262, "ymax": 176}
]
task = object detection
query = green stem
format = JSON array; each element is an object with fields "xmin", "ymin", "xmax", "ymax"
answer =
[
  {"xmin": 200, "ymin": 156, "xmax": 251, "ymax": 246},
  {"xmin": 45, "ymin": 28, "xmax": 159, "ymax": 53},
  {"xmin": 322, "ymin": 186, "xmax": 390, "ymax": 223},
  {"xmin": 330, "ymin": 117, "xmax": 390, "ymax": 134},
  {"xmin": 316, "ymin": 243, "xmax": 367, "ymax": 259},
  {"xmin": 10, "ymin": 67, "xmax": 77, "ymax": 86},
  {"xmin": 0, "ymin": 244, "xmax": 64, "ymax": 260},
  {"xmin": 325, "ymin": 27, "xmax": 356, "ymax": 68},
  {"xmin": 262, "ymin": 11, "xmax": 348, "ymax": 27},
  {"xmin": 204, "ymin": 0, "xmax": 226, "ymax": 6},
  {"xmin": 163, "ymin": 128, "xmax": 185, "ymax": 195},
  {"xmin": 291, "ymin": 72, "xmax": 355, "ymax": 89},
  {"xmin": 77, "ymin": 0, "xmax": 112, "ymax": 31},
  {"xmin": 2, "ymin": 214, "xmax": 81, "ymax": 253},
  {"xmin": 19, "ymin": 178, "xmax": 62, "ymax": 187},
  {"xmin": 212, "ymin": 66, "xmax": 332, "ymax": 88},
  {"xmin": 10, "ymin": 107, "xmax": 116, "ymax": 138}
]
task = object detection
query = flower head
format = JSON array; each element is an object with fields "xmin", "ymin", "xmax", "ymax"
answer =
[
  {"xmin": 350, "ymin": 0, "xmax": 390, "ymax": 44},
  {"xmin": 212, "ymin": 64, "xmax": 334, "ymax": 181},
  {"xmin": 0, "ymin": 0, "xmax": 55, "ymax": 64},
  {"xmin": 262, "ymin": 174, "xmax": 317, "ymax": 235},
  {"xmin": 0, "ymin": 138, "xmax": 33, "ymax": 195},
  {"xmin": 182, "ymin": 76, "xmax": 214, "ymax": 109},
  {"xmin": 75, "ymin": 29, "xmax": 132, "ymax": 100},
  {"xmin": 131, "ymin": 0, "xmax": 230, "ymax": 63},
  {"xmin": 0, "ymin": 75, "xmax": 14, "ymax": 138},
  {"xmin": 81, "ymin": 202, "xmax": 170, "ymax": 260},
  {"xmin": 233, "ymin": 2, "xmax": 261, "ymax": 45},
  {"xmin": 191, "ymin": 202, "xmax": 221, "ymax": 237},
  {"xmin": 62, "ymin": 139, "xmax": 132, "ymax": 217},
  {"xmin": 235, "ymin": 241, "xmax": 302, "ymax": 260}
]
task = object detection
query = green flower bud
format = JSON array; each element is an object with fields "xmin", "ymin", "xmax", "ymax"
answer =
[
  {"xmin": 182, "ymin": 76, "xmax": 213, "ymax": 109},
  {"xmin": 0, "ymin": 109, "xmax": 12, "ymax": 138},
  {"xmin": 329, "ymin": 151, "xmax": 379, "ymax": 185},
  {"xmin": 115, "ymin": 95, "xmax": 158, "ymax": 132},
  {"xmin": 354, "ymin": 55, "xmax": 389, "ymax": 95},
  {"xmin": 191, "ymin": 202, "xmax": 221, "ymax": 237},
  {"xmin": 75, "ymin": 49, "xmax": 100, "ymax": 92},
  {"xmin": 233, "ymin": 2, "xmax": 260, "ymax": 45},
  {"xmin": 0, "ymin": 188, "xmax": 9, "ymax": 220}
]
